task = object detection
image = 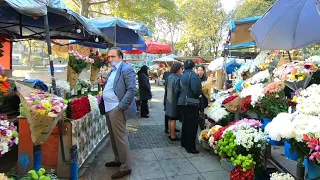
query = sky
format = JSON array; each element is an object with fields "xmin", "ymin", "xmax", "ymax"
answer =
[{"xmin": 222, "ymin": 0, "xmax": 238, "ymax": 12}]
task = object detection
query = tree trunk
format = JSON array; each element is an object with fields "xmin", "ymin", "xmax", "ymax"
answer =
[
  {"xmin": 27, "ymin": 41, "xmax": 32, "ymax": 67},
  {"xmin": 80, "ymin": 0, "xmax": 90, "ymax": 17}
]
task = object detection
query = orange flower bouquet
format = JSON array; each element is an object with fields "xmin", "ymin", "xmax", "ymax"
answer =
[{"xmin": 0, "ymin": 73, "xmax": 15, "ymax": 105}]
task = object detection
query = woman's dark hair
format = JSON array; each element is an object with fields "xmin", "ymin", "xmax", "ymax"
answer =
[
  {"xmin": 109, "ymin": 47, "xmax": 124, "ymax": 59},
  {"xmin": 139, "ymin": 65, "xmax": 148, "ymax": 76},
  {"xmin": 170, "ymin": 62, "xmax": 183, "ymax": 73},
  {"xmin": 184, "ymin": 60, "xmax": 195, "ymax": 70},
  {"xmin": 198, "ymin": 65, "xmax": 206, "ymax": 74}
]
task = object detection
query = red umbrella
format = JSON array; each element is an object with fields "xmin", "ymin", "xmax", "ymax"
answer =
[
  {"xmin": 145, "ymin": 40, "xmax": 172, "ymax": 54},
  {"xmin": 124, "ymin": 50, "xmax": 144, "ymax": 54}
]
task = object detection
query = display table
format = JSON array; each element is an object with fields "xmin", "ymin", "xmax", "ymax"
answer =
[{"xmin": 17, "ymin": 110, "xmax": 108, "ymax": 179}]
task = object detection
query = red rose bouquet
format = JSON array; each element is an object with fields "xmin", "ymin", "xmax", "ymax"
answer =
[{"xmin": 67, "ymin": 96, "xmax": 91, "ymax": 120}]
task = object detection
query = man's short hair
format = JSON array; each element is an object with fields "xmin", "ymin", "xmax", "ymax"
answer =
[{"xmin": 109, "ymin": 47, "xmax": 124, "ymax": 59}]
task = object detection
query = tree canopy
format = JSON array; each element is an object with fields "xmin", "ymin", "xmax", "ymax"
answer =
[{"xmin": 233, "ymin": 0, "xmax": 276, "ymax": 20}]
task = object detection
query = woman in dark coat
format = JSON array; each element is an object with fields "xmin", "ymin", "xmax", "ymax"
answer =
[
  {"xmin": 178, "ymin": 60, "xmax": 202, "ymax": 154},
  {"xmin": 138, "ymin": 65, "xmax": 152, "ymax": 118},
  {"xmin": 164, "ymin": 63, "xmax": 184, "ymax": 141},
  {"xmin": 197, "ymin": 65, "xmax": 208, "ymax": 130}
]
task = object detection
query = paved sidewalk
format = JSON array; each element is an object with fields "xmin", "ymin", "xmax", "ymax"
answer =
[{"xmin": 79, "ymin": 84, "xmax": 229, "ymax": 180}]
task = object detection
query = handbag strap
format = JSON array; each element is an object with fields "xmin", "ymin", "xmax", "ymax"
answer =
[{"xmin": 186, "ymin": 72, "xmax": 192, "ymax": 98}]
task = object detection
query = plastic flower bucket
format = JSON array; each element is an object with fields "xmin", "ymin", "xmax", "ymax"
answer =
[
  {"xmin": 261, "ymin": 118, "xmax": 271, "ymax": 130},
  {"xmin": 267, "ymin": 138, "xmax": 283, "ymax": 146},
  {"xmin": 304, "ymin": 158, "xmax": 320, "ymax": 179},
  {"xmin": 284, "ymin": 141, "xmax": 298, "ymax": 161}
]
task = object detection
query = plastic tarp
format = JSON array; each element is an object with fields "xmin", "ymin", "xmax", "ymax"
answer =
[
  {"xmin": 0, "ymin": 0, "xmax": 104, "ymax": 41},
  {"xmin": 69, "ymin": 40, "xmax": 147, "ymax": 51},
  {"xmin": 153, "ymin": 54, "xmax": 178, "ymax": 62},
  {"xmin": 223, "ymin": 59, "xmax": 242, "ymax": 74},
  {"xmin": 227, "ymin": 16, "xmax": 261, "ymax": 46},
  {"xmin": 225, "ymin": 41, "xmax": 255, "ymax": 50},
  {"xmin": 208, "ymin": 57, "xmax": 224, "ymax": 71}
]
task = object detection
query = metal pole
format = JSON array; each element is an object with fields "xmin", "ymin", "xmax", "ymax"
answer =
[
  {"xmin": 44, "ymin": 15, "xmax": 66, "ymax": 163},
  {"xmin": 43, "ymin": 15, "xmax": 56, "ymax": 92},
  {"xmin": 114, "ymin": 17, "xmax": 117, "ymax": 47}
]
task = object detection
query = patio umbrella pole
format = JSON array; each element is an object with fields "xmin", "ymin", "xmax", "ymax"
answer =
[
  {"xmin": 114, "ymin": 17, "xmax": 117, "ymax": 47},
  {"xmin": 44, "ymin": 15, "xmax": 67, "ymax": 165}
]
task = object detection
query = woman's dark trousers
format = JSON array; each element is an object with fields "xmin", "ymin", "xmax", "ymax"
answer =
[{"xmin": 181, "ymin": 106, "xmax": 199, "ymax": 151}]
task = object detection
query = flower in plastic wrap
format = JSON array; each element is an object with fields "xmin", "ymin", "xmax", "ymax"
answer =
[
  {"xmin": 244, "ymin": 70, "xmax": 270, "ymax": 87},
  {"xmin": 88, "ymin": 94, "xmax": 99, "ymax": 112},
  {"xmin": 56, "ymin": 80, "xmax": 71, "ymax": 93},
  {"xmin": 265, "ymin": 113, "xmax": 295, "ymax": 141},
  {"xmin": 25, "ymin": 92, "xmax": 68, "ymax": 117},
  {"xmin": 206, "ymin": 107, "xmax": 229, "ymax": 122},
  {"xmin": 240, "ymin": 83, "xmax": 265, "ymax": 107}
]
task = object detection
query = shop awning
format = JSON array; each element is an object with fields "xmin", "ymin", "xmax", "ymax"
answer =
[
  {"xmin": 0, "ymin": 0, "xmax": 104, "ymax": 42},
  {"xmin": 226, "ymin": 16, "xmax": 261, "ymax": 48},
  {"xmin": 145, "ymin": 40, "xmax": 172, "ymax": 54}
]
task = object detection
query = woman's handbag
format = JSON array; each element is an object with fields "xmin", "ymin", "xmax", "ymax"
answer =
[{"xmin": 185, "ymin": 73, "xmax": 200, "ymax": 107}]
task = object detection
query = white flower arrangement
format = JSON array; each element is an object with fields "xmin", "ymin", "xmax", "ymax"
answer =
[
  {"xmin": 250, "ymin": 50, "xmax": 273, "ymax": 72},
  {"xmin": 88, "ymin": 94, "xmax": 99, "ymax": 112},
  {"xmin": 270, "ymin": 172, "xmax": 294, "ymax": 180},
  {"xmin": 265, "ymin": 113, "xmax": 295, "ymax": 141},
  {"xmin": 233, "ymin": 123, "xmax": 267, "ymax": 151},
  {"xmin": 306, "ymin": 55, "xmax": 320, "ymax": 65},
  {"xmin": 240, "ymin": 83, "xmax": 265, "ymax": 107},
  {"xmin": 295, "ymin": 84, "xmax": 320, "ymax": 116},
  {"xmin": 56, "ymin": 80, "xmax": 71, "ymax": 93}
]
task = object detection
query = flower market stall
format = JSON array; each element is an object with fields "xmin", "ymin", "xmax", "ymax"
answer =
[{"xmin": 201, "ymin": 49, "xmax": 320, "ymax": 179}]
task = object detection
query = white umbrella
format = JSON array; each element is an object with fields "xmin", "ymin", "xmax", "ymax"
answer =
[{"xmin": 251, "ymin": 0, "xmax": 320, "ymax": 50}]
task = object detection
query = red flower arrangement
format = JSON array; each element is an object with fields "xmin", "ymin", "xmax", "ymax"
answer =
[
  {"xmin": 241, "ymin": 96, "xmax": 253, "ymax": 113},
  {"xmin": 68, "ymin": 96, "xmax": 91, "ymax": 120},
  {"xmin": 230, "ymin": 167, "xmax": 254, "ymax": 180},
  {"xmin": 222, "ymin": 95, "xmax": 238, "ymax": 104}
]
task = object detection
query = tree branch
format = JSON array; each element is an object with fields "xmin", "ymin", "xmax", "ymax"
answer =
[
  {"xmin": 71, "ymin": 0, "xmax": 81, "ymax": 9},
  {"xmin": 88, "ymin": 10, "xmax": 111, "ymax": 16},
  {"xmin": 89, "ymin": 0, "xmax": 111, "ymax": 5}
]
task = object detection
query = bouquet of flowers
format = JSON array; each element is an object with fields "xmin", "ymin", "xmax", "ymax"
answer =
[
  {"xmin": 230, "ymin": 166, "xmax": 255, "ymax": 180},
  {"xmin": 198, "ymin": 129, "xmax": 210, "ymax": 142},
  {"xmin": 205, "ymin": 106, "xmax": 229, "ymax": 123},
  {"xmin": 0, "ymin": 64, "xmax": 15, "ymax": 105},
  {"xmin": 66, "ymin": 96, "xmax": 91, "ymax": 120},
  {"xmin": 258, "ymin": 50, "xmax": 280, "ymax": 72},
  {"xmin": 258, "ymin": 92, "xmax": 289, "ymax": 119},
  {"xmin": 304, "ymin": 133, "xmax": 320, "ymax": 164},
  {"xmin": 222, "ymin": 95, "xmax": 242, "ymax": 113},
  {"xmin": 243, "ymin": 70, "xmax": 270, "ymax": 88},
  {"xmin": 67, "ymin": 50, "xmax": 94, "ymax": 90},
  {"xmin": 240, "ymin": 83, "xmax": 265, "ymax": 107},
  {"xmin": 20, "ymin": 91, "xmax": 68, "ymax": 144},
  {"xmin": 88, "ymin": 49, "xmax": 108, "ymax": 84},
  {"xmin": 0, "ymin": 114, "xmax": 19, "ymax": 156},
  {"xmin": 273, "ymin": 61, "xmax": 318, "ymax": 91},
  {"xmin": 264, "ymin": 81, "xmax": 285, "ymax": 94},
  {"xmin": 270, "ymin": 172, "xmax": 295, "ymax": 180},
  {"xmin": 294, "ymin": 84, "xmax": 320, "ymax": 116}
]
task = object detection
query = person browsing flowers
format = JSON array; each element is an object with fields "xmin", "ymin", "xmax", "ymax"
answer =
[{"xmin": 98, "ymin": 47, "xmax": 136, "ymax": 179}]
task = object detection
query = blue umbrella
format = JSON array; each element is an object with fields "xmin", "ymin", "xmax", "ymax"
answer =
[
  {"xmin": 251, "ymin": 0, "xmax": 320, "ymax": 50},
  {"xmin": 224, "ymin": 59, "xmax": 242, "ymax": 74},
  {"xmin": 88, "ymin": 17, "xmax": 151, "ymax": 47}
]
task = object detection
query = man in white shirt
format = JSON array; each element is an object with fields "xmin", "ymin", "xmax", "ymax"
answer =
[{"xmin": 98, "ymin": 47, "xmax": 137, "ymax": 179}]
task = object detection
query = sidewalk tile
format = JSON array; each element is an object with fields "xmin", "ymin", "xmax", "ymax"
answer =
[
  {"xmin": 188, "ymin": 156, "xmax": 223, "ymax": 173},
  {"xmin": 153, "ymin": 147, "xmax": 185, "ymax": 160},
  {"xmin": 159, "ymin": 158, "xmax": 198, "ymax": 177},
  {"xmin": 201, "ymin": 171, "xmax": 230, "ymax": 180},
  {"xmin": 131, "ymin": 149, "xmax": 157, "ymax": 162}
]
